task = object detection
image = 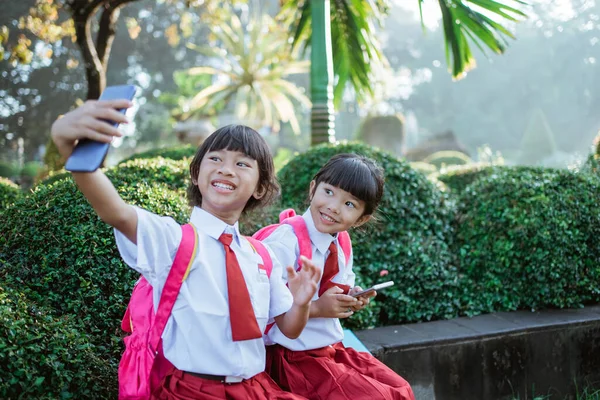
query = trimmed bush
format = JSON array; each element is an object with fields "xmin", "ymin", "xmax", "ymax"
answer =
[
  {"xmin": 435, "ymin": 164, "xmax": 498, "ymax": 193},
  {"xmin": 356, "ymin": 114, "xmax": 405, "ymax": 156},
  {"xmin": 112, "ymin": 157, "xmax": 189, "ymax": 195},
  {"xmin": 0, "ymin": 177, "xmax": 22, "ymax": 209},
  {"xmin": 240, "ymin": 204, "xmax": 280, "ymax": 237},
  {"xmin": 583, "ymin": 153, "xmax": 600, "ymax": 175},
  {"xmin": 43, "ymin": 137, "xmax": 65, "ymax": 174},
  {"xmin": 0, "ymin": 161, "xmax": 18, "ymax": 179},
  {"xmin": 277, "ymin": 142, "xmax": 459, "ymax": 329},
  {"xmin": 0, "ymin": 284, "xmax": 114, "ymax": 398},
  {"xmin": 0, "ymin": 158, "xmax": 191, "ymax": 364},
  {"xmin": 20, "ymin": 161, "xmax": 43, "ymax": 179},
  {"xmin": 38, "ymin": 170, "xmax": 72, "ymax": 187},
  {"xmin": 452, "ymin": 167, "xmax": 600, "ymax": 314},
  {"xmin": 422, "ymin": 150, "xmax": 472, "ymax": 169},
  {"xmin": 118, "ymin": 144, "xmax": 196, "ymax": 164}
]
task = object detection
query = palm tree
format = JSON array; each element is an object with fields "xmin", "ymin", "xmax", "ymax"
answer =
[
  {"xmin": 280, "ymin": 0, "xmax": 528, "ymax": 145},
  {"xmin": 179, "ymin": 11, "xmax": 311, "ymax": 134}
]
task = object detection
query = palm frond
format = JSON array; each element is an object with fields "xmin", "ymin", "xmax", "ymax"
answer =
[
  {"xmin": 186, "ymin": 43, "xmax": 228, "ymax": 59},
  {"xmin": 263, "ymin": 85, "xmax": 302, "ymax": 134},
  {"xmin": 186, "ymin": 84, "xmax": 233, "ymax": 112},
  {"xmin": 271, "ymin": 79, "xmax": 311, "ymax": 108},
  {"xmin": 280, "ymin": 0, "xmax": 390, "ymax": 107},
  {"xmin": 179, "ymin": 9, "xmax": 308, "ymax": 134},
  {"xmin": 186, "ymin": 66, "xmax": 236, "ymax": 79},
  {"xmin": 434, "ymin": 0, "xmax": 528, "ymax": 78}
]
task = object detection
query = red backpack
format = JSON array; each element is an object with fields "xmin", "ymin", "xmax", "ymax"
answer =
[{"xmin": 118, "ymin": 223, "xmax": 272, "ymax": 400}]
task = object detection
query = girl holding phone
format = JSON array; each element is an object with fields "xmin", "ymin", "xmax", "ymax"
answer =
[{"xmin": 260, "ymin": 154, "xmax": 415, "ymax": 400}]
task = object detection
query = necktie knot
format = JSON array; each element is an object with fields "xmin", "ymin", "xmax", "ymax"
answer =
[
  {"xmin": 328, "ymin": 242, "xmax": 338, "ymax": 256},
  {"xmin": 219, "ymin": 233, "xmax": 233, "ymax": 247}
]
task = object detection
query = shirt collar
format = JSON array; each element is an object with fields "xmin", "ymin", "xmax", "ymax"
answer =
[
  {"xmin": 302, "ymin": 209, "xmax": 337, "ymax": 255},
  {"xmin": 190, "ymin": 206, "xmax": 241, "ymax": 245}
]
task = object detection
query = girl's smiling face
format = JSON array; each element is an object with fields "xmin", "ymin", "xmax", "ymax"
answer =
[
  {"xmin": 194, "ymin": 149, "xmax": 262, "ymax": 225},
  {"xmin": 308, "ymin": 181, "xmax": 371, "ymax": 235}
]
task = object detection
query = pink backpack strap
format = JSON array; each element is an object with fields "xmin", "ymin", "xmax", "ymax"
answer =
[
  {"xmin": 148, "ymin": 223, "xmax": 198, "ymax": 353},
  {"xmin": 279, "ymin": 208, "xmax": 296, "ymax": 221},
  {"xmin": 282, "ymin": 215, "xmax": 312, "ymax": 270},
  {"xmin": 246, "ymin": 236, "xmax": 273, "ymax": 278},
  {"xmin": 337, "ymin": 231, "xmax": 352, "ymax": 264}
]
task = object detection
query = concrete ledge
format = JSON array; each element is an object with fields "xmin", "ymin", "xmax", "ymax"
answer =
[{"xmin": 356, "ymin": 306, "xmax": 600, "ymax": 399}]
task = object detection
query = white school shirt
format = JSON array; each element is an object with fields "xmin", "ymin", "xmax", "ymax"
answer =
[
  {"xmin": 114, "ymin": 206, "xmax": 293, "ymax": 379},
  {"xmin": 262, "ymin": 209, "xmax": 356, "ymax": 351}
]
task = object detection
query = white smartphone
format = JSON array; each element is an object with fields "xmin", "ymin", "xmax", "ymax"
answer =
[{"xmin": 351, "ymin": 281, "xmax": 394, "ymax": 298}]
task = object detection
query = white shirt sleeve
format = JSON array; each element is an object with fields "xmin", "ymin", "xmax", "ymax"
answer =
[
  {"xmin": 113, "ymin": 206, "xmax": 182, "ymax": 286},
  {"xmin": 261, "ymin": 224, "xmax": 300, "ymax": 280}
]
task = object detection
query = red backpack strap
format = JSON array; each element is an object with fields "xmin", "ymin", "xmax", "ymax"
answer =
[
  {"xmin": 148, "ymin": 223, "xmax": 198, "ymax": 353},
  {"xmin": 282, "ymin": 215, "xmax": 312, "ymax": 270},
  {"xmin": 246, "ymin": 236, "xmax": 273, "ymax": 278},
  {"xmin": 337, "ymin": 231, "xmax": 352, "ymax": 264}
]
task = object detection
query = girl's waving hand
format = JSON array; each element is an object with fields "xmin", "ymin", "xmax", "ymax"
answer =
[{"xmin": 286, "ymin": 255, "xmax": 322, "ymax": 306}]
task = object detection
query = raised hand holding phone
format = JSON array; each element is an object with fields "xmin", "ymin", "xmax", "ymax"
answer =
[{"xmin": 64, "ymin": 85, "xmax": 136, "ymax": 172}]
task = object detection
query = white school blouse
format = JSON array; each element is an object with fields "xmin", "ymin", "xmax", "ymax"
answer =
[
  {"xmin": 262, "ymin": 210, "xmax": 356, "ymax": 351},
  {"xmin": 114, "ymin": 206, "xmax": 293, "ymax": 379}
]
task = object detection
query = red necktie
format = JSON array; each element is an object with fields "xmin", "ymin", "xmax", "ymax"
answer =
[
  {"xmin": 219, "ymin": 233, "xmax": 262, "ymax": 341},
  {"xmin": 319, "ymin": 242, "xmax": 350, "ymax": 296}
]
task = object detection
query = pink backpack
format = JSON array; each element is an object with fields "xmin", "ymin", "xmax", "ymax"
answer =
[
  {"xmin": 253, "ymin": 209, "xmax": 352, "ymax": 335},
  {"xmin": 118, "ymin": 223, "xmax": 272, "ymax": 400},
  {"xmin": 253, "ymin": 209, "xmax": 352, "ymax": 269}
]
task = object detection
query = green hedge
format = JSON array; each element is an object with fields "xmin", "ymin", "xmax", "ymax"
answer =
[
  {"xmin": 434, "ymin": 164, "xmax": 498, "ymax": 193},
  {"xmin": 452, "ymin": 167, "xmax": 600, "ymax": 314},
  {"xmin": 422, "ymin": 150, "xmax": 472, "ymax": 169},
  {"xmin": 276, "ymin": 142, "xmax": 460, "ymax": 329},
  {"xmin": 0, "ymin": 158, "xmax": 191, "ymax": 366},
  {"xmin": 112, "ymin": 157, "xmax": 189, "ymax": 195},
  {"xmin": 0, "ymin": 284, "xmax": 114, "ymax": 399},
  {"xmin": 0, "ymin": 161, "xmax": 18, "ymax": 179},
  {"xmin": 118, "ymin": 145, "xmax": 196, "ymax": 164},
  {"xmin": 38, "ymin": 170, "xmax": 72, "ymax": 187},
  {"xmin": 21, "ymin": 161, "xmax": 43, "ymax": 179},
  {"xmin": 0, "ymin": 177, "xmax": 22, "ymax": 209},
  {"xmin": 583, "ymin": 153, "xmax": 599, "ymax": 175}
]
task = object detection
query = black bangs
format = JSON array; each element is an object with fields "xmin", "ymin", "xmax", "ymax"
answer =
[
  {"xmin": 314, "ymin": 154, "xmax": 384, "ymax": 215},
  {"xmin": 204, "ymin": 124, "xmax": 267, "ymax": 161}
]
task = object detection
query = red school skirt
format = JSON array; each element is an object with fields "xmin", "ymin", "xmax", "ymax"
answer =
[
  {"xmin": 152, "ymin": 367, "xmax": 307, "ymax": 400},
  {"xmin": 266, "ymin": 343, "xmax": 415, "ymax": 400}
]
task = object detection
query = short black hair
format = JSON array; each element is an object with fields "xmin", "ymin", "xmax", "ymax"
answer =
[
  {"xmin": 312, "ymin": 153, "xmax": 384, "ymax": 216},
  {"xmin": 187, "ymin": 124, "xmax": 279, "ymax": 212}
]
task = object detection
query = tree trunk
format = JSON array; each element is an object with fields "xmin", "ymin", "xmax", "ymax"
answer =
[
  {"xmin": 310, "ymin": 0, "xmax": 335, "ymax": 146},
  {"xmin": 74, "ymin": 12, "xmax": 105, "ymax": 100},
  {"xmin": 70, "ymin": 0, "xmax": 135, "ymax": 100}
]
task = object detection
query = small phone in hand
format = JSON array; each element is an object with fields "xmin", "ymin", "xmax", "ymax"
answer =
[
  {"xmin": 65, "ymin": 85, "xmax": 136, "ymax": 172},
  {"xmin": 351, "ymin": 281, "xmax": 394, "ymax": 298}
]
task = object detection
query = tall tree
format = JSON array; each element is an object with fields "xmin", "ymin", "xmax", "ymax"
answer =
[
  {"xmin": 2, "ymin": 0, "xmax": 138, "ymax": 100},
  {"xmin": 0, "ymin": 0, "xmax": 247, "ymax": 162},
  {"xmin": 280, "ymin": 0, "xmax": 528, "ymax": 145},
  {"xmin": 2, "ymin": 0, "xmax": 247, "ymax": 100},
  {"xmin": 309, "ymin": 0, "xmax": 335, "ymax": 144}
]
